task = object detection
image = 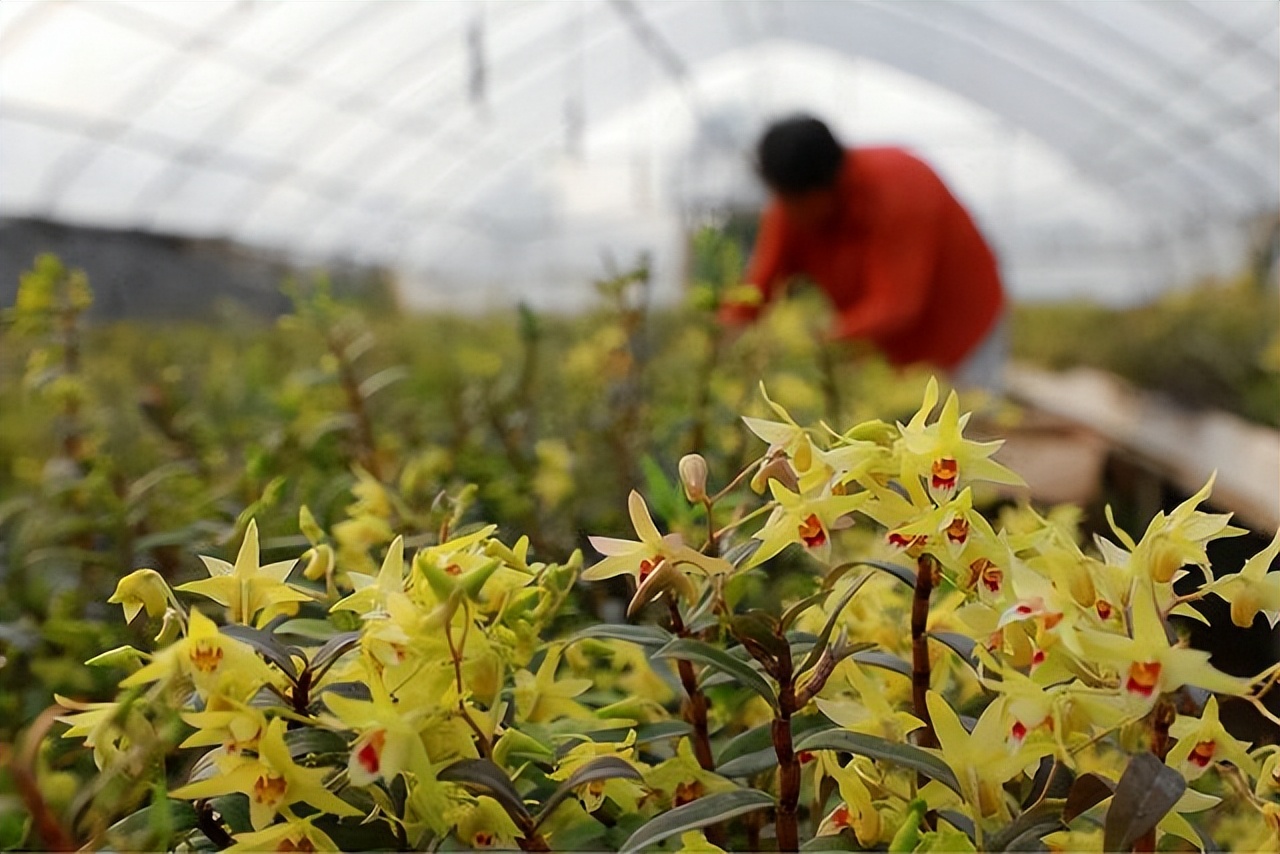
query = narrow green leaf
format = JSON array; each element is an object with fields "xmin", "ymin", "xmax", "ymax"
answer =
[
  {"xmin": 717, "ymin": 715, "xmax": 834, "ymax": 775},
  {"xmin": 780, "ymin": 590, "xmax": 832, "ymax": 631},
  {"xmin": 655, "ymin": 638, "xmax": 777, "ymax": 710},
  {"xmin": 274, "ymin": 618, "xmax": 342, "ymax": 641},
  {"xmin": 219, "ymin": 625, "xmax": 300, "ymax": 681},
  {"xmin": 986, "ymin": 799, "xmax": 1066, "ymax": 851},
  {"xmin": 534, "ymin": 756, "xmax": 644, "ymax": 828},
  {"xmin": 849, "ymin": 649, "xmax": 912, "ymax": 678},
  {"xmin": 439, "ymin": 758, "xmax": 533, "ymax": 824},
  {"xmin": 1102, "ymin": 753, "xmax": 1185, "ymax": 853},
  {"xmin": 1062, "ymin": 772, "xmax": 1115, "ymax": 823},
  {"xmin": 619, "ymin": 789, "xmax": 775, "ymax": 854},
  {"xmin": 929, "ymin": 631, "xmax": 978, "ymax": 672},
  {"xmin": 309, "ymin": 631, "xmax": 361, "ymax": 678},
  {"xmin": 567, "ymin": 623, "xmax": 674, "ymax": 649},
  {"xmin": 795, "ymin": 730, "xmax": 961, "ymax": 796},
  {"xmin": 797, "ymin": 571, "xmax": 872, "ymax": 675}
]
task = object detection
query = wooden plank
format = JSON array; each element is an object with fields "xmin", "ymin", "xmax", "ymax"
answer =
[{"xmin": 1004, "ymin": 365, "xmax": 1280, "ymax": 533}]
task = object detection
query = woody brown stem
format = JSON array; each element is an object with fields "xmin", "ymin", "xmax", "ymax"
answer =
[
  {"xmin": 444, "ymin": 615, "xmax": 492, "ymax": 759},
  {"xmin": 912, "ymin": 555, "xmax": 938, "ymax": 749},
  {"xmin": 12, "ymin": 706, "xmax": 74, "ymax": 852},
  {"xmin": 667, "ymin": 599, "xmax": 716, "ymax": 772},
  {"xmin": 773, "ymin": 642, "xmax": 800, "ymax": 853}
]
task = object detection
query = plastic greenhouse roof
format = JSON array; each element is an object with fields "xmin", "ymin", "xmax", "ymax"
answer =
[{"xmin": 0, "ymin": 0, "xmax": 1276, "ymax": 310}]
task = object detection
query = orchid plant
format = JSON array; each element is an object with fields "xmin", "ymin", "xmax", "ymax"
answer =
[{"xmin": 46, "ymin": 379, "xmax": 1280, "ymax": 852}]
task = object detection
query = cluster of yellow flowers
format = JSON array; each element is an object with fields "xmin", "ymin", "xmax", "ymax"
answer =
[{"xmin": 57, "ymin": 378, "xmax": 1279, "ymax": 852}]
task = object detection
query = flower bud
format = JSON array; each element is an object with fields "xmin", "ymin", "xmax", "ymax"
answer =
[
  {"xmin": 108, "ymin": 569, "xmax": 170, "ymax": 624},
  {"xmin": 302, "ymin": 543, "xmax": 335, "ymax": 581},
  {"xmin": 750, "ymin": 455, "xmax": 800, "ymax": 495},
  {"xmin": 678, "ymin": 454, "xmax": 709, "ymax": 503}
]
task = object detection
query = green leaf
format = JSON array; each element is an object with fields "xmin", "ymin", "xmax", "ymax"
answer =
[
  {"xmin": 619, "ymin": 789, "xmax": 775, "ymax": 854},
  {"xmin": 929, "ymin": 631, "xmax": 978, "ymax": 672},
  {"xmin": 722, "ymin": 539, "xmax": 761, "ymax": 569},
  {"xmin": 1102, "ymin": 753, "xmax": 1185, "ymax": 853},
  {"xmin": 534, "ymin": 756, "xmax": 644, "ymax": 828},
  {"xmin": 654, "ymin": 638, "xmax": 777, "ymax": 710},
  {"xmin": 219, "ymin": 624, "xmax": 300, "ymax": 681},
  {"xmin": 275, "ymin": 618, "xmax": 342, "ymax": 641},
  {"xmin": 308, "ymin": 630, "xmax": 361, "ymax": 678},
  {"xmin": 105, "ymin": 800, "xmax": 197, "ymax": 847},
  {"xmin": 567, "ymin": 623, "xmax": 674, "ymax": 649},
  {"xmin": 780, "ymin": 590, "xmax": 832, "ymax": 631},
  {"xmin": 797, "ymin": 571, "xmax": 872, "ymax": 675},
  {"xmin": 717, "ymin": 716, "xmax": 835, "ymax": 777},
  {"xmin": 849, "ymin": 649, "xmax": 911, "ymax": 678},
  {"xmin": 439, "ymin": 758, "xmax": 533, "ymax": 824},
  {"xmin": 986, "ymin": 799, "xmax": 1066, "ymax": 851},
  {"xmin": 795, "ymin": 730, "xmax": 961, "ymax": 796},
  {"xmin": 1062, "ymin": 772, "xmax": 1115, "ymax": 823},
  {"xmin": 284, "ymin": 727, "xmax": 350, "ymax": 760}
]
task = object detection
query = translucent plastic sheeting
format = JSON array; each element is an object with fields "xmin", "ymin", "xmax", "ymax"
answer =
[{"xmin": 0, "ymin": 0, "xmax": 1276, "ymax": 310}]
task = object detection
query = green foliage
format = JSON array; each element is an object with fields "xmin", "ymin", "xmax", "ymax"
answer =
[
  {"xmin": 4, "ymin": 255, "xmax": 1279, "ymax": 852},
  {"xmin": 1013, "ymin": 278, "xmax": 1280, "ymax": 426}
]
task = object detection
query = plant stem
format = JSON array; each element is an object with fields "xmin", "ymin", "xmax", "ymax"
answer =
[
  {"xmin": 11, "ymin": 706, "xmax": 74, "ymax": 852},
  {"xmin": 912, "ymin": 555, "xmax": 938, "ymax": 749},
  {"xmin": 444, "ymin": 611, "xmax": 492, "ymax": 759},
  {"xmin": 773, "ymin": 643, "xmax": 800, "ymax": 853},
  {"xmin": 666, "ymin": 599, "xmax": 716, "ymax": 772}
]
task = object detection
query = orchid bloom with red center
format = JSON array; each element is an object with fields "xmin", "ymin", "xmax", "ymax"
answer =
[
  {"xmin": 323, "ymin": 674, "xmax": 429, "ymax": 787},
  {"xmin": 1079, "ymin": 584, "xmax": 1253, "ymax": 713},
  {"xmin": 1166, "ymin": 696, "xmax": 1260, "ymax": 782},
  {"xmin": 747, "ymin": 481, "xmax": 870, "ymax": 568},
  {"xmin": 896, "ymin": 378, "xmax": 1023, "ymax": 506},
  {"xmin": 584, "ymin": 491, "xmax": 731, "ymax": 582}
]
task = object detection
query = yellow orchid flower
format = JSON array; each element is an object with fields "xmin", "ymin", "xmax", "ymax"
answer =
[
  {"xmin": 513, "ymin": 645, "xmax": 593, "ymax": 723},
  {"xmin": 674, "ymin": 830, "xmax": 728, "ymax": 854},
  {"xmin": 742, "ymin": 382, "xmax": 828, "ymax": 485},
  {"xmin": 107, "ymin": 568, "xmax": 171, "ymax": 624},
  {"xmin": 1077, "ymin": 584, "xmax": 1252, "ymax": 712},
  {"xmin": 171, "ymin": 718, "xmax": 360, "ymax": 830},
  {"xmin": 120, "ymin": 609, "xmax": 276, "ymax": 698},
  {"xmin": 323, "ymin": 675, "xmax": 430, "ymax": 786},
  {"xmin": 747, "ymin": 481, "xmax": 869, "ymax": 568},
  {"xmin": 225, "ymin": 816, "xmax": 339, "ymax": 853},
  {"xmin": 55, "ymin": 695, "xmax": 136, "ymax": 770},
  {"xmin": 1166, "ymin": 696, "xmax": 1260, "ymax": 782},
  {"xmin": 549, "ymin": 733, "xmax": 647, "ymax": 813},
  {"xmin": 179, "ymin": 701, "xmax": 269, "ymax": 765},
  {"xmin": 450, "ymin": 794, "xmax": 522, "ymax": 849},
  {"xmin": 331, "ymin": 535, "xmax": 405, "ymax": 616},
  {"xmin": 643, "ymin": 738, "xmax": 738, "ymax": 808},
  {"xmin": 922, "ymin": 690, "xmax": 1053, "ymax": 823},
  {"xmin": 896, "ymin": 377, "xmax": 1023, "ymax": 506},
  {"xmin": 1120, "ymin": 474, "xmax": 1246, "ymax": 585},
  {"xmin": 815, "ymin": 664, "xmax": 923, "ymax": 744},
  {"xmin": 812, "ymin": 751, "xmax": 883, "ymax": 846},
  {"xmin": 584, "ymin": 490, "xmax": 730, "ymax": 582},
  {"xmin": 176, "ymin": 520, "xmax": 313, "ymax": 627},
  {"xmin": 1207, "ymin": 527, "xmax": 1280, "ymax": 628}
]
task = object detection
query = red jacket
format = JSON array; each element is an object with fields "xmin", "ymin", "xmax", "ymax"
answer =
[{"xmin": 721, "ymin": 147, "xmax": 1004, "ymax": 370}]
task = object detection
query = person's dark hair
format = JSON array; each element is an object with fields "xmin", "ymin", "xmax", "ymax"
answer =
[{"xmin": 755, "ymin": 116, "xmax": 844, "ymax": 195}]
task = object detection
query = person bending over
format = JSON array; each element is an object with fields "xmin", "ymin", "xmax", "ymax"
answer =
[{"xmin": 720, "ymin": 115, "xmax": 1007, "ymax": 389}]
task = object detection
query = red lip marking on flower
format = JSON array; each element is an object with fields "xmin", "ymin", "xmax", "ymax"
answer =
[
  {"xmin": 189, "ymin": 640, "xmax": 224, "ymax": 674},
  {"xmin": 931, "ymin": 457, "xmax": 958, "ymax": 491},
  {"xmin": 798, "ymin": 750, "xmax": 815, "ymax": 764},
  {"xmin": 1011, "ymin": 720, "xmax": 1028, "ymax": 742},
  {"xmin": 1126, "ymin": 661, "xmax": 1162, "ymax": 697},
  {"xmin": 799, "ymin": 514, "xmax": 827, "ymax": 548},
  {"xmin": 945, "ymin": 517, "xmax": 970, "ymax": 544},
  {"xmin": 638, "ymin": 556, "xmax": 662, "ymax": 582},
  {"xmin": 830, "ymin": 803, "xmax": 850, "ymax": 827},
  {"xmin": 253, "ymin": 773, "xmax": 287, "ymax": 806},
  {"xmin": 444, "ymin": 563, "xmax": 462, "ymax": 576},
  {"xmin": 356, "ymin": 729, "xmax": 387, "ymax": 776},
  {"xmin": 1096, "ymin": 599, "xmax": 1113, "ymax": 620},
  {"xmin": 1190, "ymin": 740, "xmax": 1216, "ymax": 767}
]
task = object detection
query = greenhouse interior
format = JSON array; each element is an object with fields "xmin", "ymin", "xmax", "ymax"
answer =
[{"xmin": 1, "ymin": 1, "xmax": 1278, "ymax": 851}]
